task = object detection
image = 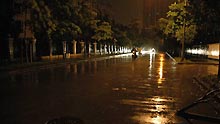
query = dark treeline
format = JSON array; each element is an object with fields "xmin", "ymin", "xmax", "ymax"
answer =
[{"xmin": 1, "ymin": 0, "xmax": 148, "ymax": 63}]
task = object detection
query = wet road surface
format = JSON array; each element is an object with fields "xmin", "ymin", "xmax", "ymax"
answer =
[{"xmin": 1, "ymin": 53, "xmax": 218, "ymax": 124}]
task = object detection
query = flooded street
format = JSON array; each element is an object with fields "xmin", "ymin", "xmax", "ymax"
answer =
[{"xmin": 1, "ymin": 53, "xmax": 218, "ymax": 124}]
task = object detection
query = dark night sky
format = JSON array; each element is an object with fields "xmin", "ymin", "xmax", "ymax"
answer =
[{"xmin": 101, "ymin": 0, "xmax": 175, "ymax": 28}]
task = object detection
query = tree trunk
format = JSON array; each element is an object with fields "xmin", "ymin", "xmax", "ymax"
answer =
[
  {"xmin": 21, "ymin": 41, "xmax": 24, "ymax": 64},
  {"xmin": 25, "ymin": 40, "xmax": 29, "ymax": 63},
  {"xmin": 181, "ymin": 40, "xmax": 184, "ymax": 62},
  {"xmin": 218, "ymin": 43, "xmax": 220, "ymax": 79},
  {"xmin": 181, "ymin": 0, "xmax": 186, "ymax": 62},
  {"xmin": 181, "ymin": 15, "xmax": 186, "ymax": 62},
  {"xmin": 30, "ymin": 40, "xmax": 33, "ymax": 63},
  {"xmin": 49, "ymin": 40, "xmax": 53, "ymax": 60}
]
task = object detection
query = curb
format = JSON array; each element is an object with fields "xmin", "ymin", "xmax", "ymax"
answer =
[{"xmin": 177, "ymin": 62, "xmax": 219, "ymax": 65}]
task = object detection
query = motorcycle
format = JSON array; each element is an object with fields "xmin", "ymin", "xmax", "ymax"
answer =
[{"xmin": 132, "ymin": 50, "xmax": 137, "ymax": 59}]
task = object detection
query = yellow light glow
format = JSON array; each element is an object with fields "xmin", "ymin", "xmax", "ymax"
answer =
[
  {"xmin": 157, "ymin": 54, "xmax": 164, "ymax": 84},
  {"xmin": 128, "ymin": 96, "xmax": 173, "ymax": 124},
  {"xmin": 211, "ymin": 51, "xmax": 219, "ymax": 56},
  {"xmin": 148, "ymin": 53, "xmax": 155, "ymax": 78},
  {"xmin": 154, "ymin": 97, "xmax": 163, "ymax": 102},
  {"xmin": 149, "ymin": 53, "xmax": 154, "ymax": 69},
  {"xmin": 151, "ymin": 115, "xmax": 168, "ymax": 124},
  {"xmin": 186, "ymin": 46, "xmax": 220, "ymax": 57}
]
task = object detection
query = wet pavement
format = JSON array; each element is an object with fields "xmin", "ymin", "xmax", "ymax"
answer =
[{"xmin": 1, "ymin": 53, "xmax": 218, "ymax": 124}]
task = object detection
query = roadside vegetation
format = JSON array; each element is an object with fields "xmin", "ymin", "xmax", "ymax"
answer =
[
  {"xmin": 5, "ymin": 0, "xmax": 150, "ymax": 63},
  {"xmin": 158, "ymin": 0, "xmax": 220, "ymax": 78}
]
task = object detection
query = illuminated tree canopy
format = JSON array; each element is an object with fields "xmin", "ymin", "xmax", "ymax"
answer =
[{"xmin": 159, "ymin": 1, "xmax": 197, "ymax": 43}]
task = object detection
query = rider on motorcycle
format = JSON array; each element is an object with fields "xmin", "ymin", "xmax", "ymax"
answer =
[{"xmin": 131, "ymin": 48, "xmax": 137, "ymax": 58}]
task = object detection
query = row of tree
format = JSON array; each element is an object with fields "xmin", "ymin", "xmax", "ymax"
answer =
[
  {"xmin": 30, "ymin": 0, "xmax": 116, "ymax": 56},
  {"xmin": 11, "ymin": 0, "xmax": 149, "ymax": 60}
]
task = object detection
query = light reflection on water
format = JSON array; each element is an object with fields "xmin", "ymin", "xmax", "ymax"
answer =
[
  {"xmin": 157, "ymin": 54, "xmax": 165, "ymax": 84},
  {"xmin": 3, "ymin": 57, "xmax": 133, "ymax": 88},
  {"xmin": 121, "ymin": 54, "xmax": 178, "ymax": 124},
  {"xmin": 2, "ymin": 53, "xmax": 219, "ymax": 124},
  {"xmin": 148, "ymin": 53, "xmax": 167, "ymax": 84},
  {"xmin": 148, "ymin": 53, "xmax": 155, "ymax": 78},
  {"xmin": 134, "ymin": 114, "xmax": 169, "ymax": 124},
  {"xmin": 121, "ymin": 96, "xmax": 177, "ymax": 124}
]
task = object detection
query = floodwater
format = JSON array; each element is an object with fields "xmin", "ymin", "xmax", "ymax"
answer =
[{"xmin": 1, "ymin": 53, "xmax": 218, "ymax": 124}]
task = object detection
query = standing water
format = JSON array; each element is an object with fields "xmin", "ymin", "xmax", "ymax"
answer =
[{"xmin": 1, "ymin": 53, "xmax": 218, "ymax": 124}]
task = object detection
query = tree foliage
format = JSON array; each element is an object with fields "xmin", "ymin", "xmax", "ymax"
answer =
[
  {"xmin": 158, "ymin": 0, "xmax": 197, "ymax": 60},
  {"xmin": 46, "ymin": 0, "xmax": 82, "ymax": 41},
  {"xmin": 31, "ymin": 0, "xmax": 56, "ymax": 40},
  {"xmin": 92, "ymin": 21, "xmax": 113, "ymax": 42},
  {"xmin": 189, "ymin": 0, "xmax": 220, "ymax": 77},
  {"xmin": 161, "ymin": 1, "xmax": 197, "ymax": 43},
  {"xmin": 126, "ymin": 19, "xmax": 144, "ymax": 47},
  {"xmin": 10, "ymin": 0, "xmax": 138, "ymax": 57},
  {"xmin": 112, "ymin": 23, "xmax": 131, "ymax": 47},
  {"xmin": 190, "ymin": 0, "xmax": 220, "ymax": 43}
]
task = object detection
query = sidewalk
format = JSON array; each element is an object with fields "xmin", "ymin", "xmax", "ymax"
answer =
[
  {"xmin": 165, "ymin": 52, "xmax": 219, "ymax": 65},
  {"xmin": 0, "ymin": 57, "xmax": 83, "ymax": 72},
  {"xmin": 174, "ymin": 57, "xmax": 219, "ymax": 65}
]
